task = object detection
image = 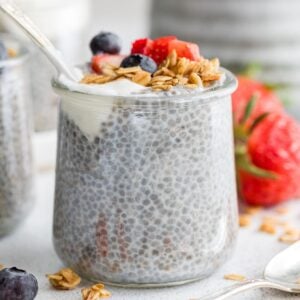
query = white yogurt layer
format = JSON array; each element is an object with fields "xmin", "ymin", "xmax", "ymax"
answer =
[
  {"xmin": 58, "ymin": 72, "xmax": 150, "ymax": 96},
  {"xmin": 56, "ymin": 71, "xmax": 224, "ymax": 139},
  {"xmin": 57, "ymin": 72, "xmax": 152, "ymax": 138}
]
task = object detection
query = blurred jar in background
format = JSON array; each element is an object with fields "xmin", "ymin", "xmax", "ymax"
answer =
[
  {"xmin": 0, "ymin": 35, "xmax": 34, "ymax": 236},
  {"xmin": 151, "ymin": 0, "xmax": 300, "ymax": 119},
  {"xmin": 1, "ymin": 0, "xmax": 91, "ymax": 131}
]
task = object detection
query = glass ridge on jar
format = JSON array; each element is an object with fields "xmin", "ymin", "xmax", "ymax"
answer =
[
  {"xmin": 0, "ymin": 35, "xmax": 34, "ymax": 237},
  {"xmin": 52, "ymin": 70, "xmax": 238, "ymax": 287}
]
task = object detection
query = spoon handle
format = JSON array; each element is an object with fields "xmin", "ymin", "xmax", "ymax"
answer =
[
  {"xmin": 0, "ymin": 0, "xmax": 79, "ymax": 81},
  {"xmin": 192, "ymin": 279, "xmax": 282, "ymax": 300}
]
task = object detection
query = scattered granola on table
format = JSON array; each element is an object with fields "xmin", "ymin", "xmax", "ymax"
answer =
[
  {"xmin": 82, "ymin": 283, "xmax": 111, "ymax": 300},
  {"xmin": 47, "ymin": 268, "xmax": 81, "ymax": 290},
  {"xmin": 279, "ymin": 228, "xmax": 300, "ymax": 244},
  {"xmin": 244, "ymin": 206, "xmax": 262, "ymax": 215},
  {"xmin": 7, "ymin": 47, "xmax": 17, "ymax": 58},
  {"xmin": 239, "ymin": 214, "xmax": 251, "ymax": 227},
  {"xmin": 274, "ymin": 206, "xmax": 289, "ymax": 215},
  {"xmin": 259, "ymin": 221, "xmax": 276, "ymax": 235},
  {"xmin": 224, "ymin": 274, "xmax": 246, "ymax": 282}
]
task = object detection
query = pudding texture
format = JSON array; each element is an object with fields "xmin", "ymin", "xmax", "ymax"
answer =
[
  {"xmin": 53, "ymin": 73, "xmax": 238, "ymax": 286},
  {"xmin": 0, "ymin": 47, "xmax": 34, "ymax": 236}
]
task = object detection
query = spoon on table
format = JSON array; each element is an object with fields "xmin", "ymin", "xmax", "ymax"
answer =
[
  {"xmin": 0, "ymin": 0, "xmax": 80, "ymax": 81},
  {"xmin": 193, "ymin": 240, "xmax": 300, "ymax": 300}
]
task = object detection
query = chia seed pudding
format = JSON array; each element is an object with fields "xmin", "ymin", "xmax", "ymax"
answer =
[
  {"xmin": 0, "ymin": 36, "xmax": 34, "ymax": 237},
  {"xmin": 52, "ymin": 34, "xmax": 238, "ymax": 286}
]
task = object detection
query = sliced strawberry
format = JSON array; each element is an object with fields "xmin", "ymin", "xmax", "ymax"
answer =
[
  {"xmin": 131, "ymin": 38, "xmax": 153, "ymax": 56},
  {"xmin": 168, "ymin": 40, "xmax": 201, "ymax": 61},
  {"xmin": 91, "ymin": 54, "xmax": 125, "ymax": 74},
  {"xmin": 148, "ymin": 36, "xmax": 177, "ymax": 64}
]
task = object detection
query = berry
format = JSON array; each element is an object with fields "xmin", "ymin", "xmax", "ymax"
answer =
[
  {"xmin": 0, "ymin": 267, "xmax": 38, "ymax": 300},
  {"xmin": 238, "ymin": 113, "xmax": 300, "ymax": 206},
  {"xmin": 91, "ymin": 54, "xmax": 124, "ymax": 74},
  {"xmin": 90, "ymin": 32, "xmax": 121, "ymax": 55},
  {"xmin": 0, "ymin": 40, "xmax": 7, "ymax": 60},
  {"xmin": 131, "ymin": 38, "xmax": 153, "ymax": 56},
  {"xmin": 168, "ymin": 39, "xmax": 201, "ymax": 61},
  {"xmin": 148, "ymin": 36, "xmax": 177, "ymax": 64},
  {"xmin": 121, "ymin": 54, "xmax": 157, "ymax": 73},
  {"xmin": 232, "ymin": 76, "xmax": 283, "ymax": 128}
]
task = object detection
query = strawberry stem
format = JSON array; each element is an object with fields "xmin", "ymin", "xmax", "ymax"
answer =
[
  {"xmin": 249, "ymin": 112, "xmax": 270, "ymax": 133},
  {"xmin": 240, "ymin": 94, "xmax": 259, "ymax": 124},
  {"xmin": 235, "ymin": 145, "xmax": 278, "ymax": 179}
]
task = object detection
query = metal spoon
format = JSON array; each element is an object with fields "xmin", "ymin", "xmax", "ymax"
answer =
[
  {"xmin": 194, "ymin": 241, "xmax": 300, "ymax": 300},
  {"xmin": 0, "ymin": 0, "xmax": 80, "ymax": 81}
]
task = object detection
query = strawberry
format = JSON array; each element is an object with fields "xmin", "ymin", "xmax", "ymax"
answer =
[
  {"xmin": 148, "ymin": 36, "xmax": 177, "ymax": 64},
  {"xmin": 168, "ymin": 39, "xmax": 201, "ymax": 61},
  {"xmin": 239, "ymin": 113, "xmax": 300, "ymax": 206},
  {"xmin": 91, "ymin": 54, "xmax": 125, "ymax": 74},
  {"xmin": 232, "ymin": 76, "xmax": 283, "ymax": 128},
  {"xmin": 131, "ymin": 38, "xmax": 153, "ymax": 56},
  {"xmin": 238, "ymin": 113, "xmax": 300, "ymax": 206}
]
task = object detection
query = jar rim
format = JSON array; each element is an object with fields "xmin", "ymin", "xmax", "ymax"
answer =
[
  {"xmin": 52, "ymin": 67, "xmax": 238, "ymax": 104},
  {"xmin": 0, "ymin": 34, "xmax": 30, "ymax": 68}
]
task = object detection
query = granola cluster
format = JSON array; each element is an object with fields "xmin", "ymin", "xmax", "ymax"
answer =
[
  {"xmin": 47, "ymin": 268, "xmax": 111, "ymax": 299},
  {"xmin": 81, "ymin": 283, "xmax": 111, "ymax": 300},
  {"xmin": 81, "ymin": 50, "xmax": 222, "ymax": 92},
  {"xmin": 47, "ymin": 268, "xmax": 81, "ymax": 290}
]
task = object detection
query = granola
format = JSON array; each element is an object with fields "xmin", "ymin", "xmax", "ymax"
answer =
[
  {"xmin": 279, "ymin": 228, "xmax": 300, "ymax": 244},
  {"xmin": 7, "ymin": 48, "xmax": 17, "ymax": 58},
  {"xmin": 47, "ymin": 268, "xmax": 81, "ymax": 290},
  {"xmin": 224, "ymin": 274, "xmax": 246, "ymax": 282},
  {"xmin": 82, "ymin": 283, "xmax": 111, "ymax": 300},
  {"xmin": 275, "ymin": 206, "xmax": 289, "ymax": 215},
  {"xmin": 239, "ymin": 214, "xmax": 251, "ymax": 227},
  {"xmin": 244, "ymin": 206, "xmax": 262, "ymax": 215},
  {"xmin": 259, "ymin": 221, "xmax": 276, "ymax": 235},
  {"xmin": 81, "ymin": 50, "xmax": 222, "ymax": 91}
]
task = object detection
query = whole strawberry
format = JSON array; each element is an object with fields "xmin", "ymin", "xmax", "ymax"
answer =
[
  {"xmin": 238, "ymin": 113, "xmax": 300, "ymax": 206},
  {"xmin": 232, "ymin": 76, "xmax": 283, "ymax": 128}
]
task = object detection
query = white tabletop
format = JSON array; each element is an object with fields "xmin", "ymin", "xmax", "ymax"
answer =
[{"xmin": 0, "ymin": 132, "xmax": 299, "ymax": 300}]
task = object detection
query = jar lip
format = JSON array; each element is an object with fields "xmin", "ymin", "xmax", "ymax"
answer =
[
  {"xmin": 0, "ymin": 34, "xmax": 30, "ymax": 68},
  {"xmin": 52, "ymin": 67, "xmax": 238, "ymax": 103}
]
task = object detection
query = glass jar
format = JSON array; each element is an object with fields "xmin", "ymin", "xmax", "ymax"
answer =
[
  {"xmin": 52, "ymin": 70, "xmax": 238, "ymax": 287},
  {"xmin": 0, "ymin": 36, "xmax": 34, "ymax": 237},
  {"xmin": 2, "ymin": 0, "xmax": 91, "ymax": 131}
]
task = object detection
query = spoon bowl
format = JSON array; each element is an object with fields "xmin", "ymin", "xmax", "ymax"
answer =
[
  {"xmin": 194, "ymin": 241, "xmax": 300, "ymax": 300},
  {"xmin": 264, "ymin": 240, "xmax": 300, "ymax": 291}
]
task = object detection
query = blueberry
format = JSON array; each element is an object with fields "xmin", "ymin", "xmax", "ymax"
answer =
[
  {"xmin": 0, "ymin": 267, "xmax": 38, "ymax": 300},
  {"xmin": 90, "ymin": 32, "xmax": 121, "ymax": 55},
  {"xmin": 121, "ymin": 54, "xmax": 157, "ymax": 73},
  {"xmin": 0, "ymin": 40, "xmax": 7, "ymax": 61}
]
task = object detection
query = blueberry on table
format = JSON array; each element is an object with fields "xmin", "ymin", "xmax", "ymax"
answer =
[
  {"xmin": 90, "ymin": 32, "xmax": 122, "ymax": 55},
  {"xmin": 0, "ymin": 40, "xmax": 7, "ymax": 60},
  {"xmin": 0, "ymin": 267, "xmax": 38, "ymax": 300},
  {"xmin": 121, "ymin": 54, "xmax": 157, "ymax": 73}
]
